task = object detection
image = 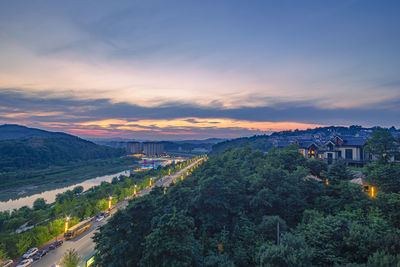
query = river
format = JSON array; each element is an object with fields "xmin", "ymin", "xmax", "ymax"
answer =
[{"xmin": 0, "ymin": 170, "xmax": 130, "ymax": 212}]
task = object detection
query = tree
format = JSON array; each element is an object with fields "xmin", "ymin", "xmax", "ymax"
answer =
[
  {"xmin": 367, "ymin": 250, "xmax": 400, "ymax": 267},
  {"xmin": 0, "ymin": 243, "xmax": 8, "ymax": 261},
  {"xmin": 72, "ymin": 186, "xmax": 84, "ymax": 195},
  {"xmin": 266, "ymin": 145, "xmax": 307, "ymax": 172},
  {"xmin": 16, "ymin": 233, "xmax": 32, "ymax": 255},
  {"xmin": 139, "ymin": 209, "xmax": 202, "ymax": 267},
  {"xmin": 366, "ymin": 162, "xmax": 400, "ymax": 193},
  {"xmin": 366, "ymin": 128, "xmax": 396, "ymax": 163},
  {"xmin": 33, "ymin": 198, "xmax": 47, "ymax": 210},
  {"xmin": 257, "ymin": 216, "xmax": 288, "ymax": 243},
  {"xmin": 325, "ymin": 159, "xmax": 353, "ymax": 183},
  {"xmin": 306, "ymin": 159, "xmax": 327, "ymax": 177},
  {"xmin": 258, "ymin": 233, "xmax": 314, "ymax": 267},
  {"xmin": 63, "ymin": 248, "xmax": 81, "ymax": 267}
]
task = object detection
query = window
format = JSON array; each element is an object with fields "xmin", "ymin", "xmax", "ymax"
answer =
[
  {"xmin": 345, "ymin": 149, "xmax": 353, "ymax": 160},
  {"xmin": 338, "ymin": 151, "xmax": 342, "ymax": 158}
]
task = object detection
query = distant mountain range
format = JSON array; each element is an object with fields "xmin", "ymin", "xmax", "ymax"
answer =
[{"xmin": 0, "ymin": 124, "xmax": 125, "ymax": 170}]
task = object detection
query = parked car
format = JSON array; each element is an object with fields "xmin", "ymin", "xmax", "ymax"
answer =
[
  {"xmin": 16, "ymin": 259, "xmax": 33, "ymax": 267},
  {"xmin": 1, "ymin": 259, "xmax": 13, "ymax": 267},
  {"xmin": 49, "ymin": 240, "xmax": 63, "ymax": 250},
  {"xmin": 33, "ymin": 249, "xmax": 48, "ymax": 261},
  {"xmin": 96, "ymin": 216, "xmax": 104, "ymax": 222},
  {"xmin": 103, "ymin": 212, "xmax": 110, "ymax": 218},
  {"xmin": 22, "ymin": 248, "xmax": 38, "ymax": 259}
]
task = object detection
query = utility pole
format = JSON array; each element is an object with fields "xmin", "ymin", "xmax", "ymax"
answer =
[{"xmin": 277, "ymin": 221, "xmax": 280, "ymax": 246}]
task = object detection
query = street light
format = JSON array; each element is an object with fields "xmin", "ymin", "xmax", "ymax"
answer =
[
  {"xmin": 134, "ymin": 184, "xmax": 137, "ymax": 196},
  {"xmin": 64, "ymin": 216, "xmax": 70, "ymax": 233},
  {"xmin": 108, "ymin": 196, "xmax": 112, "ymax": 209},
  {"xmin": 370, "ymin": 186, "xmax": 376, "ymax": 198}
]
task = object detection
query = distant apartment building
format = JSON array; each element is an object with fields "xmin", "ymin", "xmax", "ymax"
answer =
[
  {"xmin": 127, "ymin": 142, "xmax": 142, "ymax": 154},
  {"xmin": 143, "ymin": 142, "xmax": 164, "ymax": 156}
]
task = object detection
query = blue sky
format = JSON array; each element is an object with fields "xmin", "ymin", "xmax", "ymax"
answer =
[{"xmin": 0, "ymin": 1, "xmax": 399, "ymax": 140}]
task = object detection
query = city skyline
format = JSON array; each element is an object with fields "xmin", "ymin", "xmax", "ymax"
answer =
[{"xmin": 1, "ymin": 1, "xmax": 399, "ymax": 140}]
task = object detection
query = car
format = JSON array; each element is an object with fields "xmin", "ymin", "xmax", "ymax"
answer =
[
  {"xmin": 49, "ymin": 240, "xmax": 63, "ymax": 250},
  {"xmin": 1, "ymin": 259, "xmax": 13, "ymax": 267},
  {"xmin": 96, "ymin": 216, "xmax": 104, "ymax": 222},
  {"xmin": 103, "ymin": 212, "xmax": 110, "ymax": 218},
  {"xmin": 96, "ymin": 212, "xmax": 104, "ymax": 217},
  {"xmin": 16, "ymin": 259, "xmax": 33, "ymax": 267},
  {"xmin": 22, "ymin": 248, "xmax": 38, "ymax": 259},
  {"xmin": 32, "ymin": 249, "xmax": 48, "ymax": 261}
]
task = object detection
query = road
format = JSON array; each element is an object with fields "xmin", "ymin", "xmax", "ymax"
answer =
[{"xmin": 28, "ymin": 158, "xmax": 204, "ymax": 267}]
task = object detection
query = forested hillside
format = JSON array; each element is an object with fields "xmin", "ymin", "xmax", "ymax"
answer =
[
  {"xmin": 0, "ymin": 136, "xmax": 124, "ymax": 170},
  {"xmin": 0, "ymin": 125, "xmax": 126, "ymax": 187},
  {"xmin": 0, "ymin": 124, "xmax": 125, "ymax": 170},
  {"xmin": 94, "ymin": 146, "xmax": 400, "ymax": 266}
]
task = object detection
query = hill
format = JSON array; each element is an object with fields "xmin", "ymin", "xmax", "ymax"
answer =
[
  {"xmin": 0, "ymin": 125, "xmax": 128, "ymax": 188},
  {"xmin": 0, "ymin": 124, "xmax": 69, "ymax": 140}
]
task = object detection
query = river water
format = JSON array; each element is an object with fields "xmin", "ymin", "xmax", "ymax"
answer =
[{"xmin": 0, "ymin": 170, "xmax": 130, "ymax": 212}]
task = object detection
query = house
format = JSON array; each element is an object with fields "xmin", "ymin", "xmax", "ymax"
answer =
[
  {"xmin": 295, "ymin": 140, "xmax": 323, "ymax": 159},
  {"xmin": 322, "ymin": 135, "xmax": 369, "ymax": 166}
]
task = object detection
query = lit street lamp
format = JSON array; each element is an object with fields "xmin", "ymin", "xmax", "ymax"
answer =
[
  {"xmin": 108, "ymin": 196, "xmax": 112, "ymax": 209},
  {"xmin": 64, "ymin": 216, "xmax": 70, "ymax": 233}
]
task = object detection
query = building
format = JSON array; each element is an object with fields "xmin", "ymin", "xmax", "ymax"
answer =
[
  {"xmin": 143, "ymin": 142, "xmax": 164, "ymax": 156},
  {"xmin": 322, "ymin": 135, "xmax": 369, "ymax": 166},
  {"xmin": 127, "ymin": 142, "xmax": 142, "ymax": 154},
  {"xmin": 295, "ymin": 140, "xmax": 321, "ymax": 159}
]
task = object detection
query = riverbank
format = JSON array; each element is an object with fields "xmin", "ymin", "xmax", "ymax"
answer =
[{"xmin": 0, "ymin": 157, "xmax": 138, "ymax": 202}]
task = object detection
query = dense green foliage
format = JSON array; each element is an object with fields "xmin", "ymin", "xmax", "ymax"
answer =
[
  {"xmin": 366, "ymin": 128, "xmax": 397, "ymax": 163},
  {"xmin": 210, "ymin": 135, "xmax": 272, "ymax": 155},
  {"xmin": 94, "ymin": 146, "xmax": 400, "ymax": 266}
]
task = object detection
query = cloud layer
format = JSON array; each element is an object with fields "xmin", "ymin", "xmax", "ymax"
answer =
[{"xmin": 0, "ymin": 1, "xmax": 399, "ymax": 139}]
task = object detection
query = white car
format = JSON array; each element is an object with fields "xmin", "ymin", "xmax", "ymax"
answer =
[
  {"xmin": 1, "ymin": 259, "xmax": 13, "ymax": 267},
  {"xmin": 16, "ymin": 258, "xmax": 33, "ymax": 267},
  {"xmin": 96, "ymin": 216, "xmax": 104, "ymax": 222},
  {"xmin": 22, "ymin": 248, "xmax": 38, "ymax": 259}
]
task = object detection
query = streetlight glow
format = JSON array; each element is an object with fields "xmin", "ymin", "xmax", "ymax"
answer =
[
  {"xmin": 108, "ymin": 196, "xmax": 112, "ymax": 209},
  {"xmin": 64, "ymin": 216, "xmax": 70, "ymax": 233}
]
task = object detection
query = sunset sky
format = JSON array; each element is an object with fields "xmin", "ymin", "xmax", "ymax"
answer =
[{"xmin": 0, "ymin": 1, "xmax": 399, "ymax": 140}]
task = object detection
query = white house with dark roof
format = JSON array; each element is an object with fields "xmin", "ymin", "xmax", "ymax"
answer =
[{"xmin": 322, "ymin": 135, "xmax": 370, "ymax": 166}]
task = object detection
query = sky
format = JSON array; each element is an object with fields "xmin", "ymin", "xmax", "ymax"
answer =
[{"xmin": 0, "ymin": 0, "xmax": 399, "ymax": 140}]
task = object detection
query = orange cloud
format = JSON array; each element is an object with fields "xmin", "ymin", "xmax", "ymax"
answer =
[{"xmin": 75, "ymin": 117, "xmax": 323, "ymax": 132}]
